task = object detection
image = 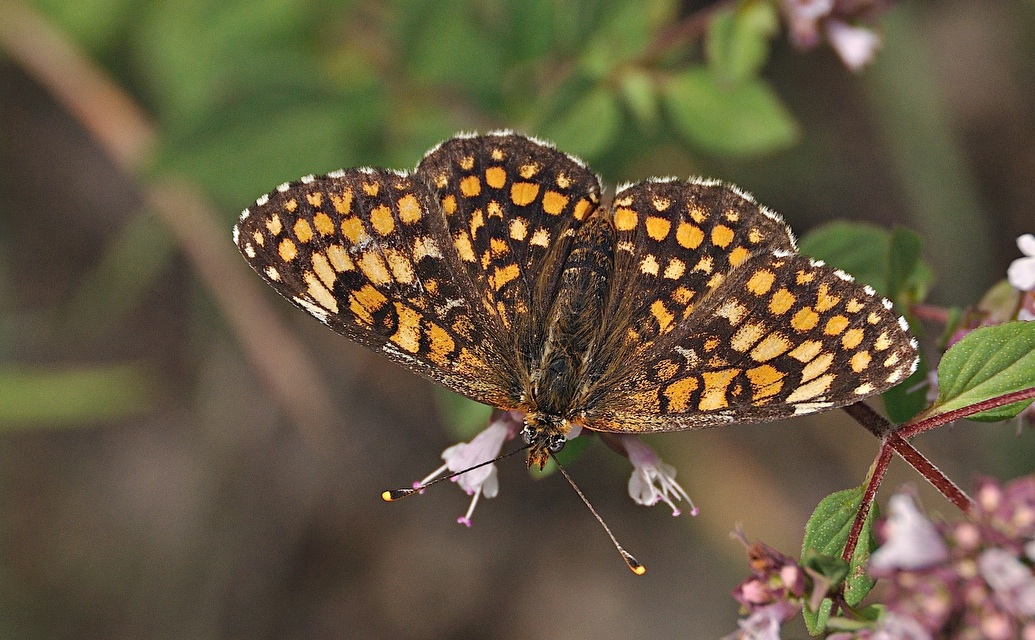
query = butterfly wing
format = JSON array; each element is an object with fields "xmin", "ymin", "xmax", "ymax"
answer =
[
  {"xmin": 234, "ymin": 168, "xmax": 514, "ymax": 407},
  {"xmin": 415, "ymin": 134, "xmax": 603, "ymax": 373},
  {"xmin": 581, "ymin": 179, "xmax": 918, "ymax": 432}
]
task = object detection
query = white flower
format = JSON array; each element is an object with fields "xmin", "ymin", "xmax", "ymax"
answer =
[
  {"xmin": 620, "ymin": 435, "xmax": 697, "ymax": 517},
  {"xmin": 726, "ymin": 602, "xmax": 799, "ymax": 640},
  {"xmin": 869, "ymin": 493, "xmax": 948, "ymax": 572},
  {"xmin": 825, "ymin": 20, "xmax": 882, "ymax": 72},
  {"xmin": 978, "ymin": 547, "xmax": 1035, "ymax": 617},
  {"xmin": 872, "ymin": 612, "xmax": 934, "ymax": 640},
  {"xmin": 1007, "ymin": 234, "xmax": 1035, "ymax": 292},
  {"xmin": 415, "ymin": 411, "xmax": 520, "ymax": 526}
]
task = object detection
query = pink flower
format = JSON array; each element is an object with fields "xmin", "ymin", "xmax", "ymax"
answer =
[
  {"xmin": 616, "ymin": 435, "xmax": 697, "ymax": 516},
  {"xmin": 825, "ymin": 20, "xmax": 882, "ymax": 71},
  {"xmin": 414, "ymin": 410, "xmax": 522, "ymax": 526},
  {"xmin": 779, "ymin": 0, "xmax": 891, "ymax": 71}
]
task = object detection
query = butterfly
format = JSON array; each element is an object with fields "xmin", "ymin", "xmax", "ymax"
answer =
[{"xmin": 234, "ymin": 132, "xmax": 918, "ymax": 471}]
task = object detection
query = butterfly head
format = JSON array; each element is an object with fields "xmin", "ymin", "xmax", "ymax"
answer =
[{"xmin": 521, "ymin": 412, "xmax": 574, "ymax": 470}]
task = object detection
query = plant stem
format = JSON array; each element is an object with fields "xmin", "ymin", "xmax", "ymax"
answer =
[
  {"xmin": 900, "ymin": 386, "xmax": 1035, "ymax": 438},
  {"xmin": 841, "ymin": 445, "xmax": 893, "ymax": 563}
]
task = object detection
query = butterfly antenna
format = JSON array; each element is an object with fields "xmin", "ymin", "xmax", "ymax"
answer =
[
  {"xmin": 553, "ymin": 456, "xmax": 646, "ymax": 576},
  {"xmin": 381, "ymin": 443, "xmax": 531, "ymax": 501}
]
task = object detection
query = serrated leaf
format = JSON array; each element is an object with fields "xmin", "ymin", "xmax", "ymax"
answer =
[
  {"xmin": 801, "ymin": 486, "xmax": 878, "ymax": 635},
  {"xmin": 705, "ymin": 2, "xmax": 777, "ymax": 83},
  {"xmin": 798, "ymin": 222, "xmax": 890, "ymax": 296},
  {"xmin": 663, "ymin": 68, "xmax": 799, "ymax": 156},
  {"xmin": 540, "ymin": 88, "xmax": 621, "ymax": 160},
  {"xmin": 926, "ymin": 322, "xmax": 1035, "ymax": 422}
]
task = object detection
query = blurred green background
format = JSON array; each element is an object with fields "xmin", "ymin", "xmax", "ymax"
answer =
[{"xmin": 1, "ymin": 0, "xmax": 1034, "ymax": 637}]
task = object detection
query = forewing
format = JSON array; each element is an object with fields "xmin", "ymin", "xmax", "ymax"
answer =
[
  {"xmin": 415, "ymin": 133, "xmax": 602, "ymax": 362},
  {"xmin": 583, "ymin": 181, "xmax": 918, "ymax": 432},
  {"xmin": 604, "ymin": 178, "xmax": 796, "ymax": 350},
  {"xmin": 234, "ymin": 169, "xmax": 513, "ymax": 407}
]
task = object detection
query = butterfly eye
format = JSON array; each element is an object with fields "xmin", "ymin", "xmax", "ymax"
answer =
[{"xmin": 548, "ymin": 437, "xmax": 566, "ymax": 453}]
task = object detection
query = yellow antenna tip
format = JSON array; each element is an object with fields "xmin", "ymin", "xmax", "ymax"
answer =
[{"xmin": 381, "ymin": 490, "xmax": 395, "ymax": 502}]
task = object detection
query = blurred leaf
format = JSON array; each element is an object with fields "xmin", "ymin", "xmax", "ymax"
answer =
[
  {"xmin": 63, "ymin": 210, "xmax": 175, "ymax": 338},
  {"xmin": 502, "ymin": 0, "xmax": 557, "ymax": 64},
  {"xmin": 159, "ymin": 97, "xmax": 379, "ymax": 207},
  {"xmin": 580, "ymin": 0, "xmax": 675, "ymax": 78},
  {"xmin": 34, "ymin": 0, "xmax": 136, "ymax": 52},
  {"xmin": 801, "ymin": 486, "xmax": 878, "ymax": 634},
  {"xmin": 925, "ymin": 322, "xmax": 1035, "ymax": 422},
  {"xmin": 401, "ymin": 1, "xmax": 502, "ymax": 98},
  {"xmin": 798, "ymin": 222, "xmax": 890, "ymax": 295},
  {"xmin": 619, "ymin": 68, "xmax": 660, "ymax": 129},
  {"xmin": 887, "ymin": 226, "xmax": 926, "ymax": 308},
  {"xmin": 135, "ymin": 0, "xmax": 318, "ymax": 128},
  {"xmin": 0, "ymin": 363, "xmax": 155, "ymax": 428},
  {"xmin": 705, "ymin": 1, "xmax": 778, "ymax": 84},
  {"xmin": 540, "ymin": 87, "xmax": 621, "ymax": 160},
  {"xmin": 663, "ymin": 67, "xmax": 798, "ymax": 156},
  {"xmin": 435, "ymin": 390, "xmax": 493, "ymax": 439}
]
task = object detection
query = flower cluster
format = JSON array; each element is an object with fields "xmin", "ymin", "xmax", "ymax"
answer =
[
  {"xmin": 866, "ymin": 476, "xmax": 1035, "ymax": 639},
  {"xmin": 728, "ymin": 477, "xmax": 1035, "ymax": 639},
  {"xmin": 727, "ymin": 538, "xmax": 808, "ymax": 639},
  {"xmin": 778, "ymin": 0, "xmax": 899, "ymax": 71}
]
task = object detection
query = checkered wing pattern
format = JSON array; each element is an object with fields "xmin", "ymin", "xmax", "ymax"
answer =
[
  {"xmin": 234, "ymin": 167, "xmax": 514, "ymax": 407},
  {"xmin": 235, "ymin": 132, "xmax": 920, "ymax": 443},
  {"xmin": 415, "ymin": 134, "xmax": 602, "ymax": 368},
  {"xmin": 581, "ymin": 180, "xmax": 919, "ymax": 432}
]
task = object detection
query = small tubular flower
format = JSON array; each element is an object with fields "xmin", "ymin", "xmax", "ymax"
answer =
[{"xmin": 617, "ymin": 435, "xmax": 697, "ymax": 516}]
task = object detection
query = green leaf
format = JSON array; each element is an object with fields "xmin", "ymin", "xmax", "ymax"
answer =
[
  {"xmin": 926, "ymin": 322, "xmax": 1035, "ymax": 422},
  {"xmin": 797, "ymin": 222, "xmax": 890, "ymax": 296},
  {"xmin": 705, "ymin": 2, "xmax": 778, "ymax": 83},
  {"xmin": 435, "ymin": 390, "xmax": 493, "ymax": 439},
  {"xmin": 887, "ymin": 226, "xmax": 925, "ymax": 307},
  {"xmin": 540, "ymin": 87, "xmax": 621, "ymax": 160},
  {"xmin": 663, "ymin": 67, "xmax": 799, "ymax": 156},
  {"xmin": 801, "ymin": 486, "xmax": 879, "ymax": 635},
  {"xmin": 579, "ymin": 0, "xmax": 674, "ymax": 78},
  {"xmin": 402, "ymin": 2, "xmax": 503, "ymax": 97},
  {"xmin": 619, "ymin": 68, "xmax": 660, "ymax": 129},
  {"xmin": 159, "ymin": 98, "xmax": 378, "ymax": 208},
  {"xmin": 0, "ymin": 364, "xmax": 154, "ymax": 428},
  {"xmin": 35, "ymin": 0, "xmax": 136, "ymax": 52}
]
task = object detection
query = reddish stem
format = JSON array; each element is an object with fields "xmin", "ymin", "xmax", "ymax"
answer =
[
  {"xmin": 884, "ymin": 434, "xmax": 973, "ymax": 512},
  {"xmin": 899, "ymin": 386, "xmax": 1035, "ymax": 438},
  {"xmin": 841, "ymin": 445, "xmax": 893, "ymax": 563},
  {"xmin": 836, "ymin": 387, "xmax": 1035, "ymax": 562},
  {"xmin": 910, "ymin": 303, "xmax": 952, "ymax": 324}
]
